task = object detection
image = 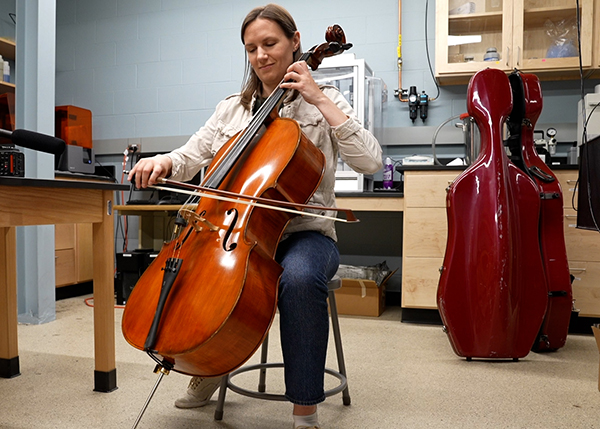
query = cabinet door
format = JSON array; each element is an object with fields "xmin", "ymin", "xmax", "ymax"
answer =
[
  {"xmin": 513, "ymin": 0, "xmax": 593, "ymax": 71},
  {"xmin": 402, "ymin": 257, "xmax": 443, "ymax": 308},
  {"xmin": 436, "ymin": 0, "xmax": 513, "ymax": 80},
  {"xmin": 76, "ymin": 223, "xmax": 93, "ymax": 282},
  {"xmin": 55, "ymin": 223, "xmax": 93, "ymax": 286},
  {"xmin": 404, "ymin": 172, "xmax": 458, "ymax": 207},
  {"xmin": 56, "ymin": 249, "xmax": 77, "ymax": 286},
  {"xmin": 563, "ymin": 208, "xmax": 600, "ymax": 262},
  {"xmin": 569, "ymin": 261, "xmax": 600, "ymax": 317},
  {"xmin": 402, "ymin": 171, "xmax": 460, "ymax": 310},
  {"xmin": 404, "ymin": 207, "xmax": 448, "ymax": 258}
]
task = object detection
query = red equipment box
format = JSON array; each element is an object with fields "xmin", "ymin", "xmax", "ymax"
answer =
[{"xmin": 55, "ymin": 105, "xmax": 92, "ymax": 149}]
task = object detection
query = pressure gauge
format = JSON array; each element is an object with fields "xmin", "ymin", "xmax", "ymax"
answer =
[{"xmin": 547, "ymin": 127, "xmax": 557, "ymax": 138}]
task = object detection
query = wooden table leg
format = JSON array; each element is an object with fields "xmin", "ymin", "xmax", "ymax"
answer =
[
  {"xmin": 92, "ymin": 191, "xmax": 117, "ymax": 392},
  {"xmin": 0, "ymin": 227, "xmax": 20, "ymax": 378}
]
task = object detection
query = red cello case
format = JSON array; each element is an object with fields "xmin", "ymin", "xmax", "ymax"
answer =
[
  {"xmin": 506, "ymin": 71, "xmax": 573, "ymax": 352},
  {"xmin": 437, "ymin": 68, "xmax": 548, "ymax": 360}
]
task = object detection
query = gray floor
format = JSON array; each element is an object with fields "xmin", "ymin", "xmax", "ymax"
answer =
[{"xmin": 1, "ymin": 295, "xmax": 599, "ymax": 429}]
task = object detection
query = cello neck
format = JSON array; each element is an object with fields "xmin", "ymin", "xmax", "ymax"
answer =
[
  {"xmin": 202, "ymin": 50, "xmax": 313, "ymax": 190},
  {"xmin": 203, "ymin": 26, "xmax": 352, "ymax": 190}
]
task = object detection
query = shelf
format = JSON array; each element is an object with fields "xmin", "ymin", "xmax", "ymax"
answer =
[
  {"xmin": 449, "ymin": 12, "xmax": 503, "ymax": 35},
  {"xmin": 449, "ymin": 6, "xmax": 581, "ymax": 34},
  {"xmin": 523, "ymin": 6, "xmax": 579, "ymax": 28},
  {"xmin": 0, "ymin": 81, "xmax": 15, "ymax": 93},
  {"xmin": 0, "ymin": 37, "xmax": 15, "ymax": 61}
]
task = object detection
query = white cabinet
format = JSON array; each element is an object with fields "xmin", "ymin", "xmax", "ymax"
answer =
[
  {"xmin": 311, "ymin": 53, "xmax": 387, "ymax": 192},
  {"xmin": 311, "ymin": 53, "xmax": 386, "ymax": 141}
]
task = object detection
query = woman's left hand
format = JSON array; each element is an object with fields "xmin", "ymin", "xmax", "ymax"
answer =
[
  {"xmin": 280, "ymin": 61, "xmax": 326, "ymax": 106},
  {"xmin": 280, "ymin": 60, "xmax": 348, "ymax": 127}
]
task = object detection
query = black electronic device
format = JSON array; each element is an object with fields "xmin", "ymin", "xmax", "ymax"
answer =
[
  {"xmin": 115, "ymin": 250, "xmax": 157, "ymax": 305},
  {"xmin": 577, "ymin": 135, "xmax": 600, "ymax": 231},
  {"xmin": 0, "ymin": 144, "xmax": 24, "ymax": 177},
  {"xmin": 0, "ymin": 128, "xmax": 66, "ymax": 155},
  {"xmin": 419, "ymin": 91, "xmax": 429, "ymax": 122},
  {"xmin": 408, "ymin": 86, "xmax": 419, "ymax": 123},
  {"xmin": 0, "ymin": 127, "xmax": 67, "ymax": 177}
]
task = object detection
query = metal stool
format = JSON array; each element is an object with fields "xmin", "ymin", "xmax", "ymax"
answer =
[{"xmin": 214, "ymin": 276, "xmax": 350, "ymax": 420}]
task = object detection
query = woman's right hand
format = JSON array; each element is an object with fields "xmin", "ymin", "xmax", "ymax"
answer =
[{"xmin": 128, "ymin": 154, "xmax": 173, "ymax": 189}]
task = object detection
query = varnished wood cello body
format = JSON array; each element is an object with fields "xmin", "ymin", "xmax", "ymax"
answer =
[
  {"xmin": 506, "ymin": 71, "xmax": 572, "ymax": 352},
  {"xmin": 437, "ymin": 68, "xmax": 548, "ymax": 359},
  {"xmin": 121, "ymin": 26, "xmax": 353, "ymax": 377}
]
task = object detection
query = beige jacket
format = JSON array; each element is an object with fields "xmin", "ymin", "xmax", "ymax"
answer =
[{"xmin": 166, "ymin": 86, "xmax": 383, "ymax": 241}]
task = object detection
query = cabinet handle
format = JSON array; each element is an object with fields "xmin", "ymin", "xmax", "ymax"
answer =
[
  {"xmin": 506, "ymin": 47, "xmax": 510, "ymax": 67},
  {"xmin": 569, "ymin": 267, "xmax": 586, "ymax": 273},
  {"xmin": 566, "ymin": 180, "xmax": 578, "ymax": 184},
  {"xmin": 516, "ymin": 46, "xmax": 521, "ymax": 67},
  {"xmin": 565, "ymin": 214, "xmax": 577, "ymax": 218}
]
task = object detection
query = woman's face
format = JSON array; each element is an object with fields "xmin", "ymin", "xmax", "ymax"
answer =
[{"xmin": 243, "ymin": 17, "xmax": 300, "ymax": 96}]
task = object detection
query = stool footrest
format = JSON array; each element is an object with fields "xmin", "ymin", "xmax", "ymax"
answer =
[{"xmin": 227, "ymin": 362, "xmax": 347, "ymax": 401}]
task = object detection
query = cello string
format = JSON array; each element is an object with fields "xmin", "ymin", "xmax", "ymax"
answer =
[
  {"xmin": 173, "ymin": 191, "xmax": 203, "ymax": 259},
  {"xmin": 162, "ymin": 48, "xmax": 325, "ymax": 257},
  {"xmin": 204, "ymin": 50, "xmax": 312, "ymax": 190}
]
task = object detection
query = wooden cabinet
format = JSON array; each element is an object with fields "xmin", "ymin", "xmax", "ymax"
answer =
[
  {"xmin": 55, "ymin": 223, "xmax": 93, "ymax": 287},
  {"xmin": 402, "ymin": 168, "xmax": 600, "ymax": 318},
  {"xmin": 402, "ymin": 170, "xmax": 460, "ymax": 309},
  {"xmin": 555, "ymin": 170, "xmax": 600, "ymax": 317},
  {"xmin": 436, "ymin": 0, "xmax": 594, "ymax": 84}
]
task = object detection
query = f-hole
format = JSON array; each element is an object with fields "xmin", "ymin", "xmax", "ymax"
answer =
[
  {"xmin": 223, "ymin": 208, "xmax": 238, "ymax": 251},
  {"xmin": 175, "ymin": 226, "xmax": 193, "ymax": 251}
]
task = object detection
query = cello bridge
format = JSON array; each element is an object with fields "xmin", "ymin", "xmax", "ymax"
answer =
[{"xmin": 179, "ymin": 209, "xmax": 219, "ymax": 232}]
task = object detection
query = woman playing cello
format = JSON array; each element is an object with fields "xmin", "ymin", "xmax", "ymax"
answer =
[{"xmin": 128, "ymin": 4, "xmax": 382, "ymax": 428}]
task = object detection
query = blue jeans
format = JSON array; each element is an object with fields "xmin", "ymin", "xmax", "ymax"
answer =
[{"xmin": 275, "ymin": 231, "xmax": 340, "ymax": 405}]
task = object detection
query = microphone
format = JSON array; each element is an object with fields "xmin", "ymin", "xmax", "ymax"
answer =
[{"xmin": 0, "ymin": 128, "xmax": 66, "ymax": 156}]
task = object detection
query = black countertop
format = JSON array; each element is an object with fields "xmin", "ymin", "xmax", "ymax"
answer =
[
  {"xmin": 336, "ymin": 190, "xmax": 403, "ymax": 198},
  {"xmin": 0, "ymin": 176, "xmax": 129, "ymax": 191},
  {"xmin": 397, "ymin": 164, "xmax": 578, "ymax": 172}
]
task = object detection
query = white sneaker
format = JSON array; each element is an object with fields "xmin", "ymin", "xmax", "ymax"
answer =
[{"xmin": 174, "ymin": 376, "xmax": 223, "ymax": 408}]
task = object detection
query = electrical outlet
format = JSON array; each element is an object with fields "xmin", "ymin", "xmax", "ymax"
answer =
[{"xmin": 127, "ymin": 143, "xmax": 141, "ymax": 153}]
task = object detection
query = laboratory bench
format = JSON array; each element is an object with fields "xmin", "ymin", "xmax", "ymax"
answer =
[
  {"xmin": 0, "ymin": 176, "xmax": 128, "ymax": 391},
  {"xmin": 114, "ymin": 165, "xmax": 600, "ymax": 328}
]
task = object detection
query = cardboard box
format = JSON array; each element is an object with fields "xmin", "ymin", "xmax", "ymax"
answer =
[
  {"xmin": 334, "ymin": 278, "xmax": 386, "ymax": 317},
  {"xmin": 593, "ymin": 326, "xmax": 600, "ymax": 391}
]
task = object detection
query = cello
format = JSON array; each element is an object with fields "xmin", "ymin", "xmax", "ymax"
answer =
[
  {"xmin": 437, "ymin": 68, "xmax": 548, "ymax": 359},
  {"xmin": 506, "ymin": 70, "xmax": 573, "ymax": 352},
  {"xmin": 121, "ymin": 25, "xmax": 354, "ymax": 424}
]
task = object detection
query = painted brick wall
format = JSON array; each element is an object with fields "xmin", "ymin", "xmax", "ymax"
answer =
[
  {"xmin": 55, "ymin": 0, "xmax": 401, "ymax": 147},
  {"xmin": 54, "ymin": 0, "xmax": 600, "ymax": 153}
]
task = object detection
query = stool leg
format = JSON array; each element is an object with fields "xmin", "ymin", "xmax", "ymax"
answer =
[
  {"xmin": 214, "ymin": 375, "xmax": 229, "ymax": 420},
  {"xmin": 328, "ymin": 290, "xmax": 351, "ymax": 406},
  {"xmin": 258, "ymin": 333, "xmax": 269, "ymax": 393}
]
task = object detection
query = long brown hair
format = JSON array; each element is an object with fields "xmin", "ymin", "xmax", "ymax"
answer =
[{"xmin": 240, "ymin": 4, "xmax": 303, "ymax": 110}]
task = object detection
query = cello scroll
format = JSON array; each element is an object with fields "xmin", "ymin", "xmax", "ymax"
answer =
[{"xmin": 305, "ymin": 24, "xmax": 353, "ymax": 70}]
